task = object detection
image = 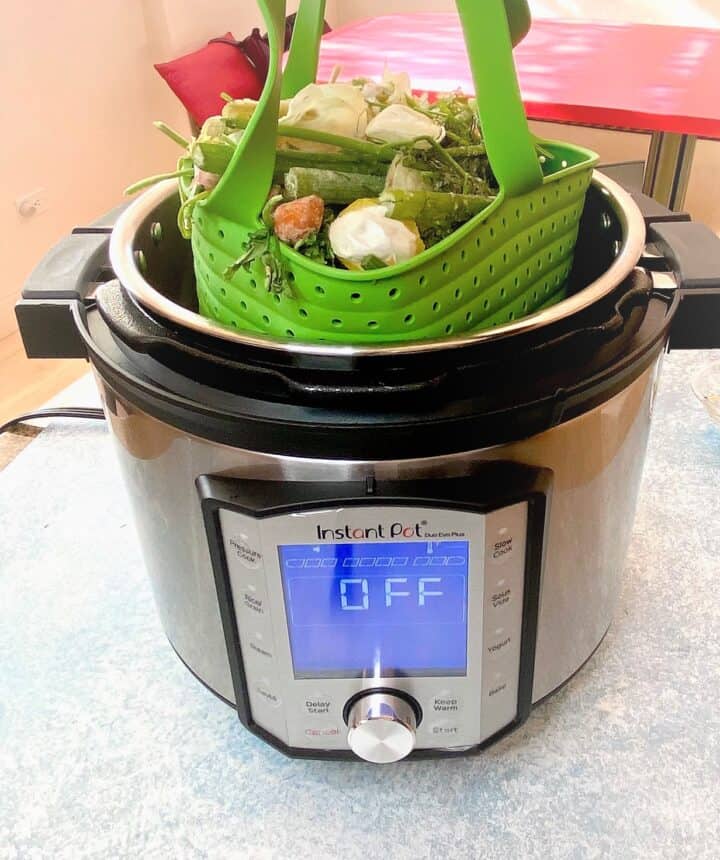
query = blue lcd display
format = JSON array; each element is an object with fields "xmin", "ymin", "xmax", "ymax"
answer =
[{"xmin": 278, "ymin": 541, "xmax": 469, "ymax": 678}]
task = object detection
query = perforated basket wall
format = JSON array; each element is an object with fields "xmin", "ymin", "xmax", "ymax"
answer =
[{"xmin": 193, "ymin": 142, "xmax": 596, "ymax": 344}]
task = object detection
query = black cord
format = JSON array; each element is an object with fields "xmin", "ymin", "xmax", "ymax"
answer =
[{"xmin": 0, "ymin": 407, "xmax": 106, "ymax": 436}]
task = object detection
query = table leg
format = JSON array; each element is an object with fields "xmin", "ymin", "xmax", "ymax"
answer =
[{"xmin": 642, "ymin": 132, "xmax": 697, "ymax": 211}]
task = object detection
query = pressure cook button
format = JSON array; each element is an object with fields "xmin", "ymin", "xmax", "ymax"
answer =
[
  {"xmin": 431, "ymin": 692, "xmax": 463, "ymax": 715},
  {"xmin": 488, "ymin": 527, "xmax": 517, "ymax": 566},
  {"xmin": 302, "ymin": 696, "xmax": 334, "ymax": 717},
  {"xmin": 254, "ymin": 680, "xmax": 282, "ymax": 709},
  {"xmin": 227, "ymin": 535, "xmax": 263, "ymax": 569}
]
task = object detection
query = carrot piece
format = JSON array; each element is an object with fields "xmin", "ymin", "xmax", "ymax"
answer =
[{"xmin": 273, "ymin": 195, "xmax": 325, "ymax": 245}]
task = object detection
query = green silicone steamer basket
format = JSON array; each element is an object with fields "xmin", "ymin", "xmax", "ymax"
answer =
[{"xmin": 192, "ymin": 0, "xmax": 598, "ymax": 345}]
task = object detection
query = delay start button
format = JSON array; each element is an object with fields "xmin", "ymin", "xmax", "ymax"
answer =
[{"xmin": 303, "ymin": 696, "xmax": 333, "ymax": 717}]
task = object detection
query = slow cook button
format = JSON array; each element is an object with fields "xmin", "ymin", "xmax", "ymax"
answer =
[
  {"xmin": 227, "ymin": 535, "xmax": 263, "ymax": 569},
  {"xmin": 254, "ymin": 680, "xmax": 282, "ymax": 709},
  {"xmin": 488, "ymin": 527, "xmax": 518, "ymax": 566},
  {"xmin": 430, "ymin": 691, "xmax": 463, "ymax": 716},
  {"xmin": 302, "ymin": 696, "xmax": 334, "ymax": 717},
  {"xmin": 429, "ymin": 720, "xmax": 461, "ymax": 740}
]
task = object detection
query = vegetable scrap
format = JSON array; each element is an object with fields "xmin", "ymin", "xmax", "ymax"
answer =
[{"xmin": 128, "ymin": 70, "xmax": 553, "ymax": 294}]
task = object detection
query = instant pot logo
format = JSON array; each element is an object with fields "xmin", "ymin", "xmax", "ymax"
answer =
[
  {"xmin": 316, "ymin": 521, "xmax": 425, "ymax": 541},
  {"xmin": 314, "ymin": 520, "xmax": 467, "ymax": 540}
]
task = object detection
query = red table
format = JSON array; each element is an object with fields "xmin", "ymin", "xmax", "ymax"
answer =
[{"xmin": 317, "ymin": 14, "xmax": 720, "ymax": 210}]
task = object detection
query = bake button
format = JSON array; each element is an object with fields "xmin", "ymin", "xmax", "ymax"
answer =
[
  {"xmin": 430, "ymin": 691, "xmax": 463, "ymax": 716},
  {"xmin": 485, "ymin": 671, "xmax": 509, "ymax": 698},
  {"xmin": 254, "ymin": 680, "xmax": 282, "ymax": 709},
  {"xmin": 488, "ymin": 527, "xmax": 518, "ymax": 566},
  {"xmin": 303, "ymin": 725, "xmax": 343, "ymax": 741},
  {"xmin": 302, "ymin": 696, "xmax": 334, "ymax": 717},
  {"xmin": 429, "ymin": 720, "xmax": 461, "ymax": 739},
  {"xmin": 227, "ymin": 535, "xmax": 263, "ymax": 569}
]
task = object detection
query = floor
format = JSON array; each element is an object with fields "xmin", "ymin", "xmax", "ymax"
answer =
[{"xmin": 0, "ymin": 331, "xmax": 89, "ymax": 429}]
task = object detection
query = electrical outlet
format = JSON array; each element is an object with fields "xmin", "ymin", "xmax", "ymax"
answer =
[{"xmin": 16, "ymin": 188, "xmax": 47, "ymax": 217}]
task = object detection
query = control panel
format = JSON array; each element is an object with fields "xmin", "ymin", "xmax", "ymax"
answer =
[{"xmin": 199, "ymin": 472, "xmax": 545, "ymax": 761}]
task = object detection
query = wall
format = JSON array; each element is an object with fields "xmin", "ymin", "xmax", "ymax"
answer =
[{"xmin": 0, "ymin": 0, "xmax": 337, "ymax": 342}]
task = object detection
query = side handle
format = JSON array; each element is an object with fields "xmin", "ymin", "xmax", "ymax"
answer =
[
  {"xmin": 15, "ymin": 229, "xmax": 112, "ymax": 359},
  {"xmin": 649, "ymin": 221, "xmax": 720, "ymax": 350}
]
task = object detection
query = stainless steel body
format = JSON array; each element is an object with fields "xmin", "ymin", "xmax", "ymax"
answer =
[
  {"xmin": 95, "ymin": 355, "xmax": 659, "ymax": 709},
  {"xmin": 20, "ymin": 153, "xmax": 720, "ymax": 759}
]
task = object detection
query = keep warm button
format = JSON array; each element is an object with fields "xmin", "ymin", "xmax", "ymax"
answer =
[{"xmin": 431, "ymin": 693, "xmax": 463, "ymax": 715}]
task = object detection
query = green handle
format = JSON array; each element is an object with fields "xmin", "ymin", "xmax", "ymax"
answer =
[
  {"xmin": 203, "ymin": 0, "xmax": 285, "ymax": 224},
  {"xmin": 456, "ymin": 0, "xmax": 542, "ymax": 197},
  {"xmin": 281, "ymin": 0, "xmax": 327, "ymax": 98},
  {"xmin": 205, "ymin": 0, "xmax": 541, "ymax": 225}
]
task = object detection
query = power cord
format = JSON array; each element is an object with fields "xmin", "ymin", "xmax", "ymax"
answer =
[{"xmin": 0, "ymin": 408, "xmax": 106, "ymax": 436}]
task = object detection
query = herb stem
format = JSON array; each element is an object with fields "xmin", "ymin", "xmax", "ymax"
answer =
[{"xmin": 153, "ymin": 121, "xmax": 190, "ymax": 149}]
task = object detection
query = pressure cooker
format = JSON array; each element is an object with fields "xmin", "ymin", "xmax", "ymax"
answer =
[{"xmin": 16, "ymin": 171, "xmax": 720, "ymax": 762}]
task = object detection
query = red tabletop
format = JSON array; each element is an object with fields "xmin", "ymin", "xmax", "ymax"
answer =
[{"xmin": 316, "ymin": 14, "xmax": 720, "ymax": 140}]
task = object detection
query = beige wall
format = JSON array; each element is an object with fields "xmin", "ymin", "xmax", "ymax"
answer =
[{"xmin": 0, "ymin": 0, "xmax": 337, "ymax": 342}]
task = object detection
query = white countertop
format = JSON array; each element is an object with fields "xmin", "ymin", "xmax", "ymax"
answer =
[{"xmin": 1, "ymin": 352, "xmax": 719, "ymax": 859}]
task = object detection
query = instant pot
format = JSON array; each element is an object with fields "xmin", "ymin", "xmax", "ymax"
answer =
[{"xmin": 16, "ymin": 172, "xmax": 720, "ymax": 762}]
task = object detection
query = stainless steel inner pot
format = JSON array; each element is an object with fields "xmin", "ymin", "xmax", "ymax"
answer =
[{"xmin": 108, "ymin": 171, "xmax": 647, "ymax": 358}]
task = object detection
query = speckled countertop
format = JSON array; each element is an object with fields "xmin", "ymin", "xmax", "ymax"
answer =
[{"xmin": 1, "ymin": 351, "xmax": 719, "ymax": 860}]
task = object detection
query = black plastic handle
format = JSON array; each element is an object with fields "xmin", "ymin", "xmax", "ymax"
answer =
[
  {"xmin": 649, "ymin": 220, "xmax": 720, "ymax": 350},
  {"xmin": 95, "ymin": 283, "xmax": 451, "ymax": 405},
  {"xmin": 22, "ymin": 229, "xmax": 112, "ymax": 302},
  {"xmin": 15, "ymin": 229, "xmax": 113, "ymax": 359}
]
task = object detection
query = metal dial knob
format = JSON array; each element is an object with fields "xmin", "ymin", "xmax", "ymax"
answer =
[{"xmin": 346, "ymin": 692, "xmax": 417, "ymax": 763}]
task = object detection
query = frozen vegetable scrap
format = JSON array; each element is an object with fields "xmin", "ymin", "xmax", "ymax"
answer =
[{"xmin": 128, "ymin": 71, "xmax": 553, "ymax": 295}]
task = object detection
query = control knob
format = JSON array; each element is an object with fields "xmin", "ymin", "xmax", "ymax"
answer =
[{"xmin": 346, "ymin": 692, "xmax": 418, "ymax": 763}]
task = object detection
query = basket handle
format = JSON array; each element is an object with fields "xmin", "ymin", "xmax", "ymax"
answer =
[
  {"xmin": 206, "ymin": 0, "xmax": 541, "ymax": 223},
  {"xmin": 281, "ymin": 0, "xmax": 327, "ymax": 98},
  {"xmin": 203, "ymin": 0, "xmax": 286, "ymax": 224},
  {"xmin": 456, "ymin": 0, "xmax": 543, "ymax": 197}
]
